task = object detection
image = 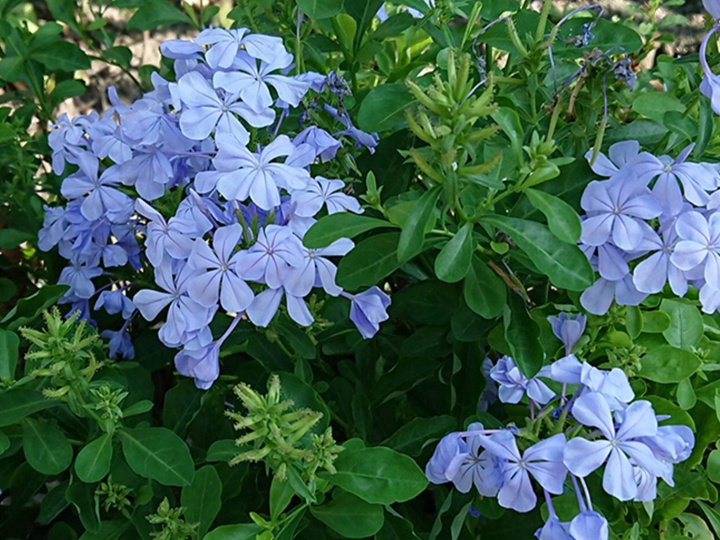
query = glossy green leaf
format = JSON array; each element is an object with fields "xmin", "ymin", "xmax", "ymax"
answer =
[
  {"xmin": 31, "ymin": 42, "xmax": 90, "ymax": 72},
  {"xmin": 23, "ymin": 418, "xmax": 73, "ymax": 475},
  {"xmin": 504, "ymin": 294, "xmax": 543, "ymax": 378},
  {"xmin": 206, "ymin": 439, "xmax": 240, "ymax": 462},
  {"xmin": 382, "ymin": 416, "xmax": 457, "ymax": 457},
  {"xmin": 296, "ymin": 0, "xmax": 343, "ymax": 18},
  {"xmin": 66, "ymin": 482, "xmax": 101, "ymax": 532},
  {"xmin": 632, "ymin": 93, "xmax": 684, "ymax": 123},
  {"xmin": 303, "ymin": 213, "xmax": 394, "ymax": 249},
  {"xmin": 345, "ymin": 0, "xmax": 385, "ymax": 52},
  {"xmin": 463, "ymin": 255, "xmax": 506, "ymax": 319},
  {"xmin": 117, "ymin": 427, "xmax": 194, "ymax": 486},
  {"xmin": 336, "ymin": 232, "xmax": 401, "ymax": 290},
  {"xmin": 397, "ymin": 186, "xmax": 441, "ymax": 262},
  {"xmin": 0, "ymin": 431, "xmax": 10, "ymax": 455},
  {"xmin": 525, "ymin": 188, "xmax": 581, "ymax": 244},
  {"xmin": 0, "ymin": 328, "xmax": 18, "ymax": 381},
  {"xmin": 75, "ymin": 433, "xmax": 113, "ymax": 483},
  {"xmin": 0, "ymin": 389, "xmax": 59, "ymax": 427},
  {"xmin": 660, "ymin": 299, "xmax": 704, "ymax": 350},
  {"xmin": 482, "ymin": 215, "xmax": 594, "ymax": 291},
  {"xmin": 127, "ymin": 0, "xmax": 192, "ymax": 30},
  {"xmin": 311, "ymin": 490, "xmax": 384, "ymax": 538},
  {"xmin": 357, "ymin": 83, "xmax": 414, "ymax": 133},
  {"xmin": 324, "ymin": 446, "xmax": 428, "ymax": 504},
  {"xmin": 270, "ymin": 475, "xmax": 295, "ymax": 522},
  {"xmin": 1, "ymin": 285, "xmax": 68, "ymax": 330},
  {"xmin": 642, "ymin": 310, "xmax": 671, "ymax": 333},
  {"xmin": 639, "ymin": 346, "xmax": 701, "ymax": 384},
  {"xmin": 434, "ymin": 223, "xmax": 473, "ymax": 283},
  {"xmin": 162, "ymin": 379, "xmax": 203, "ymax": 437},
  {"xmin": 182, "ymin": 465, "xmax": 222, "ymax": 538}
]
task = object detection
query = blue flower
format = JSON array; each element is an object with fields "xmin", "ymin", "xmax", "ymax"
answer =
[
  {"xmin": 101, "ymin": 328, "xmax": 135, "ymax": 360},
  {"xmin": 447, "ymin": 423, "xmax": 504, "ymax": 497},
  {"xmin": 175, "ymin": 342, "xmax": 220, "ymax": 390},
  {"xmin": 285, "ymin": 238, "xmax": 353, "ymax": 297},
  {"xmin": 347, "ymin": 286, "xmax": 391, "ymax": 339},
  {"xmin": 671, "ymin": 211, "xmax": 720, "ymax": 286},
  {"xmin": 580, "ymin": 274, "xmax": 647, "ymax": 316},
  {"xmin": 568, "ymin": 511, "xmax": 608, "ymax": 540},
  {"xmin": 234, "ymin": 225, "xmax": 305, "ymax": 289},
  {"xmin": 95, "ymin": 289, "xmax": 135, "ymax": 319},
  {"xmin": 563, "ymin": 392, "xmax": 665, "ymax": 501},
  {"xmin": 548, "ymin": 313, "xmax": 586, "ymax": 354},
  {"xmin": 704, "ymin": 1, "xmax": 720, "ymax": 20},
  {"xmin": 187, "ymin": 224, "xmax": 255, "ymax": 313},
  {"xmin": 535, "ymin": 516, "xmax": 573, "ymax": 540},
  {"xmin": 701, "ymin": 25, "xmax": 720, "ymax": 115},
  {"xmin": 293, "ymin": 127, "xmax": 342, "ymax": 163},
  {"xmin": 426, "ymin": 432, "xmax": 468, "ymax": 484},
  {"xmin": 213, "ymin": 51, "xmax": 309, "ymax": 113},
  {"xmin": 482, "ymin": 431, "xmax": 567, "ymax": 512},
  {"xmin": 214, "ymin": 134, "xmax": 311, "ymax": 210},
  {"xmin": 580, "ymin": 179, "xmax": 662, "ymax": 251},
  {"xmin": 292, "ymin": 177, "xmax": 362, "ymax": 218},
  {"xmin": 176, "ymin": 71, "xmax": 273, "ymax": 142},
  {"xmin": 490, "ymin": 356, "xmax": 555, "ymax": 404}
]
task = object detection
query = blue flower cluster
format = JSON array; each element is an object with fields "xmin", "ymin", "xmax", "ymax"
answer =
[
  {"xmin": 426, "ymin": 314, "xmax": 694, "ymax": 539},
  {"xmin": 577, "ymin": 140, "xmax": 720, "ymax": 315},
  {"xmin": 39, "ymin": 28, "xmax": 390, "ymax": 388}
]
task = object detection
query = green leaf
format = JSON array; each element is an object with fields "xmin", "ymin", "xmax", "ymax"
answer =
[
  {"xmin": 463, "ymin": 255, "xmax": 506, "ymax": 319},
  {"xmin": 127, "ymin": 0, "xmax": 192, "ymax": 30},
  {"xmin": 0, "ymin": 431, "xmax": 10, "ymax": 455},
  {"xmin": 697, "ymin": 501, "xmax": 720, "ymax": 538},
  {"xmin": 163, "ymin": 379, "xmax": 203, "ymax": 437},
  {"xmin": 31, "ymin": 41, "xmax": 91, "ymax": 72},
  {"xmin": 525, "ymin": 188, "xmax": 581, "ymax": 243},
  {"xmin": 397, "ymin": 186, "xmax": 441, "ymax": 262},
  {"xmin": 1, "ymin": 285, "xmax": 69, "ymax": 330},
  {"xmin": 434, "ymin": 223, "xmax": 473, "ymax": 283},
  {"xmin": 277, "ymin": 371, "xmax": 330, "ymax": 432},
  {"xmin": 632, "ymin": 92, "xmax": 685, "ymax": 124},
  {"xmin": 303, "ymin": 213, "xmax": 394, "ymax": 249},
  {"xmin": 482, "ymin": 215, "xmax": 594, "ymax": 291},
  {"xmin": 49, "ymin": 79, "xmax": 85, "ymax": 104},
  {"xmin": 491, "ymin": 107, "xmax": 523, "ymax": 160},
  {"xmin": 23, "ymin": 418, "xmax": 73, "ymax": 475},
  {"xmin": 311, "ymin": 490, "xmax": 384, "ymax": 538},
  {"xmin": 117, "ymin": 427, "xmax": 195, "ymax": 486},
  {"xmin": 66, "ymin": 482, "xmax": 101, "ymax": 532},
  {"xmin": 296, "ymin": 0, "xmax": 343, "ymax": 18},
  {"xmin": 357, "ymin": 83, "xmax": 414, "ymax": 133},
  {"xmin": 0, "ymin": 389, "xmax": 59, "ymax": 427},
  {"xmin": 336, "ymin": 232, "xmax": 402, "ymax": 290},
  {"xmin": 204, "ymin": 523, "xmax": 264, "ymax": 540},
  {"xmin": 38, "ymin": 479, "xmax": 70, "ymax": 524},
  {"xmin": 638, "ymin": 346, "xmax": 701, "ymax": 384},
  {"xmin": 0, "ymin": 328, "xmax": 19, "ymax": 381},
  {"xmin": 642, "ymin": 311, "xmax": 671, "ymax": 333},
  {"xmin": 324, "ymin": 446, "xmax": 428, "ymax": 505},
  {"xmin": 344, "ymin": 0, "xmax": 385, "ymax": 53},
  {"xmin": 382, "ymin": 416, "xmax": 457, "ymax": 457},
  {"xmin": 270, "ymin": 475, "xmax": 295, "ymax": 522},
  {"xmin": 181, "ymin": 465, "xmax": 222, "ymax": 538},
  {"xmin": 504, "ymin": 294, "xmax": 543, "ymax": 378},
  {"xmin": 0, "ymin": 228, "xmax": 34, "ymax": 249},
  {"xmin": 206, "ymin": 439, "xmax": 240, "ymax": 462},
  {"xmin": 660, "ymin": 299, "xmax": 704, "ymax": 350},
  {"xmin": 122, "ymin": 399, "xmax": 153, "ymax": 417},
  {"xmin": 75, "ymin": 433, "xmax": 113, "ymax": 483}
]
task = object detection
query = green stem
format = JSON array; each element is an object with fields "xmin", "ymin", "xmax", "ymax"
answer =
[{"xmin": 535, "ymin": 0, "xmax": 554, "ymax": 43}]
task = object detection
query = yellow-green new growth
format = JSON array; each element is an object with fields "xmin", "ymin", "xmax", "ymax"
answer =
[{"xmin": 226, "ymin": 375, "xmax": 343, "ymax": 484}]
